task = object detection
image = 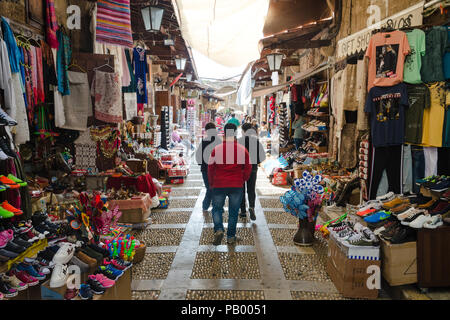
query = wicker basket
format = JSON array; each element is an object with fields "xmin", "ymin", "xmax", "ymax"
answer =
[{"xmin": 133, "ymin": 242, "xmax": 146, "ymax": 263}]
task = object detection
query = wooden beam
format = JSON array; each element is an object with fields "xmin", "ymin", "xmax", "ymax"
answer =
[{"xmin": 273, "ymin": 39, "xmax": 331, "ymax": 50}]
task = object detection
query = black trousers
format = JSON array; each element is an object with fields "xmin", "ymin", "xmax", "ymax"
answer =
[
  {"xmin": 369, "ymin": 145, "xmax": 402, "ymax": 200},
  {"xmin": 241, "ymin": 169, "xmax": 258, "ymax": 212}
]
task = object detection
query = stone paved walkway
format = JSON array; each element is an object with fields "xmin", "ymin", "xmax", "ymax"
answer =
[{"xmin": 130, "ymin": 161, "xmax": 355, "ymax": 300}]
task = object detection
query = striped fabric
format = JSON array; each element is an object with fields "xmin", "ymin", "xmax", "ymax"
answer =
[{"xmin": 96, "ymin": 0, "xmax": 133, "ymax": 48}]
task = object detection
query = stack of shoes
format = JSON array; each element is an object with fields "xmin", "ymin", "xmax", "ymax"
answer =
[
  {"xmin": 49, "ymin": 242, "xmax": 80, "ymax": 288},
  {"xmin": 328, "ymin": 221, "xmax": 379, "ymax": 248},
  {"xmin": 417, "ymin": 175, "xmax": 450, "ymax": 192}
]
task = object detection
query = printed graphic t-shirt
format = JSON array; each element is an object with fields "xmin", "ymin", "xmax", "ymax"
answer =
[
  {"xmin": 405, "ymin": 84, "xmax": 430, "ymax": 144},
  {"xmin": 421, "ymin": 82, "xmax": 446, "ymax": 147},
  {"xmin": 404, "ymin": 29, "xmax": 426, "ymax": 84},
  {"xmin": 364, "ymin": 83, "xmax": 409, "ymax": 147},
  {"xmin": 365, "ymin": 31, "xmax": 411, "ymax": 91},
  {"xmin": 421, "ymin": 27, "xmax": 448, "ymax": 83}
]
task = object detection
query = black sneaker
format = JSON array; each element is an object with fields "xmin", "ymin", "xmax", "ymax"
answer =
[
  {"xmin": 31, "ymin": 212, "xmax": 48, "ymax": 226},
  {"xmin": 38, "ymin": 248, "xmax": 56, "ymax": 261},
  {"xmin": 0, "ymin": 136, "xmax": 16, "ymax": 158},
  {"xmin": 11, "ymin": 237, "xmax": 32, "ymax": 249},
  {"xmin": 391, "ymin": 227, "xmax": 416, "ymax": 244},
  {"xmin": 4, "ymin": 241, "xmax": 26, "ymax": 254},
  {"xmin": 249, "ymin": 208, "xmax": 256, "ymax": 221},
  {"xmin": 78, "ymin": 284, "xmax": 94, "ymax": 300},
  {"xmin": 0, "ymin": 279, "xmax": 18, "ymax": 298},
  {"xmin": 87, "ymin": 278, "xmax": 106, "ymax": 295},
  {"xmin": 87, "ymin": 243, "xmax": 109, "ymax": 258},
  {"xmin": 409, "ymin": 194, "xmax": 432, "ymax": 205}
]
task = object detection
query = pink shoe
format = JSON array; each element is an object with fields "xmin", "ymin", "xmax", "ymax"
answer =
[{"xmin": 89, "ymin": 274, "xmax": 115, "ymax": 288}]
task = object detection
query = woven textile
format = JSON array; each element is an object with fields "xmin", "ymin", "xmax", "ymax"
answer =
[
  {"xmin": 96, "ymin": 0, "xmax": 133, "ymax": 48},
  {"xmin": 46, "ymin": 0, "xmax": 59, "ymax": 48}
]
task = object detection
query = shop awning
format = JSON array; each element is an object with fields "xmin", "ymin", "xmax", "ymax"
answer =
[{"xmin": 251, "ymin": 61, "xmax": 330, "ymax": 98}]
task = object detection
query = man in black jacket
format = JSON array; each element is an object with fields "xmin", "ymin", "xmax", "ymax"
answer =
[
  {"xmin": 195, "ymin": 123, "xmax": 222, "ymax": 214},
  {"xmin": 237, "ymin": 123, "xmax": 266, "ymax": 220}
]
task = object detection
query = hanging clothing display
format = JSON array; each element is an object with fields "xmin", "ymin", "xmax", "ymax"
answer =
[
  {"xmin": 133, "ymin": 47, "xmax": 148, "ymax": 115},
  {"xmin": 364, "ymin": 83, "xmax": 409, "ymax": 147},
  {"xmin": 35, "ymin": 47, "xmax": 45, "ymax": 104},
  {"xmin": 421, "ymin": 26, "xmax": 447, "ymax": 83},
  {"xmin": 404, "ymin": 29, "xmax": 426, "ymax": 84},
  {"xmin": 91, "ymin": 70, "xmax": 123, "ymax": 123},
  {"xmin": 11, "ymin": 73, "xmax": 30, "ymax": 145},
  {"xmin": 41, "ymin": 40, "xmax": 58, "ymax": 94},
  {"xmin": 369, "ymin": 145, "xmax": 403, "ymax": 200},
  {"xmin": 122, "ymin": 48, "xmax": 136, "ymax": 93},
  {"xmin": 124, "ymin": 92, "xmax": 137, "ymax": 120},
  {"xmin": 422, "ymin": 82, "xmax": 446, "ymax": 147},
  {"xmin": 61, "ymin": 71, "xmax": 92, "ymax": 131},
  {"xmin": 45, "ymin": 0, "xmax": 59, "ymax": 48},
  {"xmin": 56, "ymin": 29, "xmax": 72, "ymax": 96},
  {"xmin": 1, "ymin": 17, "xmax": 21, "ymax": 73},
  {"xmin": 405, "ymin": 84, "xmax": 430, "ymax": 145},
  {"xmin": 0, "ymin": 39, "xmax": 16, "ymax": 116},
  {"xmin": 365, "ymin": 30, "xmax": 411, "ymax": 91},
  {"xmin": 423, "ymin": 146, "xmax": 438, "ymax": 177},
  {"xmin": 342, "ymin": 63, "xmax": 358, "ymax": 111},
  {"xmin": 95, "ymin": 0, "xmax": 133, "ymax": 48}
]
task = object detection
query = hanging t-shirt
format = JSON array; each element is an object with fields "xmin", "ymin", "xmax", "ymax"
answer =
[
  {"xmin": 133, "ymin": 47, "xmax": 148, "ymax": 115},
  {"xmin": 365, "ymin": 31, "xmax": 411, "ymax": 91},
  {"xmin": 404, "ymin": 29, "xmax": 426, "ymax": 84},
  {"xmin": 364, "ymin": 83, "xmax": 409, "ymax": 147},
  {"xmin": 443, "ymin": 27, "xmax": 450, "ymax": 80},
  {"xmin": 405, "ymin": 84, "xmax": 430, "ymax": 144},
  {"xmin": 421, "ymin": 82, "xmax": 446, "ymax": 147},
  {"xmin": 421, "ymin": 27, "xmax": 448, "ymax": 83}
]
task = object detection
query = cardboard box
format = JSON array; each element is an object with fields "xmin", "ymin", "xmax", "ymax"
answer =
[
  {"xmin": 381, "ymin": 239, "xmax": 417, "ymax": 286},
  {"xmin": 118, "ymin": 208, "xmax": 151, "ymax": 224},
  {"xmin": 327, "ymin": 238, "xmax": 380, "ymax": 299},
  {"xmin": 329, "ymin": 231, "xmax": 380, "ymax": 261},
  {"xmin": 41, "ymin": 268, "xmax": 131, "ymax": 300}
]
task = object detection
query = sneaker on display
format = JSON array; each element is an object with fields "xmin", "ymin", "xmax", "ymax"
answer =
[
  {"xmin": 49, "ymin": 264, "xmax": 68, "ymax": 288},
  {"xmin": 423, "ymin": 215, "xmax": 444, "ymax": 229},
  {"xmin": 52, "ymin": 243, "xmax": 75, "ymax": 265},
  {"xmin": 409, "ymin": 214, "xmax": 432, "ymax": 229}
]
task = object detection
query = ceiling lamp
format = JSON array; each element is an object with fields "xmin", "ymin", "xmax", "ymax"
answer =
[
  {"xmin": 141, "ymin": 6, "xmax": 164, "ymax": 32},
  {"xmin": 266, "ymin": 52, "xmax": 284, "ymax": 72},
  {"xmin": 175, "ymin": 57, "xmax": 187, "ymax": 70},
  {"xmin": 186, "ymin": 73, "xmax": 192, "ymax": 81}
]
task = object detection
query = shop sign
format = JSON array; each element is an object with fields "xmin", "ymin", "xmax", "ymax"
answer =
[{"xmin": 336, "ymin": 1, "xmax": 424, "ymax": 59}]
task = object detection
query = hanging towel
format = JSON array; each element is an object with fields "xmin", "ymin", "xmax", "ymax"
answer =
[
  {"xmin": 11, "ymin": 73, "xmax": 30, "ymax": 145},
  {"xmin": 61, "ymin": 71, "xmax": 92, "ymax": 131},
  {"xmin": 46, "ymin": 0, "xmax": 59, "ymax": 48},
  {"xmin": 56, "ymin": 29, "xmax": 71, "ymax": 96},
  {"xmin": 1, "ymin": 17, "xmax": 21, "ymax": 73},
  {"xmin": 122, "ymin": 48, "xmax": 135, "ymax": 93},
  {"xmin": 121, "ymin": 47, "xmax": 131, "ymax": 87},
  {"xmin": 124, "ymin": 92, "xmax": 137, "ymax": 120},
  {"xmin": 95, "ymin": 0, "xmax": 133, "ymax": 48},
  {"xmin": 91, "ymin": 70, "xmax": 123, "ymax": 123}
]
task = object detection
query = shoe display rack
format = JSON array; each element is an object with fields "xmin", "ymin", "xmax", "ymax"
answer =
[
  {"xmin": 278, "ymin": 102, "xmax": 290, "ymax": 147},
  {"xmin": 160, "ymin": 106, "xmax": 170, "ymax": 149},
  {"xmin": 359, "ymin": 136, "xmax": 370, "ymax": 201}
]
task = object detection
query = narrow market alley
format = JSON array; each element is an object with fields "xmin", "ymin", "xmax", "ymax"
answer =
[{"xmin": 131, "ymin": 159, "xmax": 358, "ymax": 300}]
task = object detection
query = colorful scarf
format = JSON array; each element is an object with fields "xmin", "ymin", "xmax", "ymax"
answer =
[
  {"xmin": 56, "ymin": 29, "xmax": 71, "ymax": 96},
  {"xmin": 96, "ymin": 0, "xmax": 133, "ymax": 48},
  {"xmin": 46, "ymin": 0, "xmax": 59, "ymax": 48},
  {"xmin": 1, "ymin": 17, "xmax": 21, "ymax": 73}
]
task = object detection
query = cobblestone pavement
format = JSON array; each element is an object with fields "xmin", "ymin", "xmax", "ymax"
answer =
[{"xmin": 130, "ymin": 161, "xmax": 367, "ymax": 300}]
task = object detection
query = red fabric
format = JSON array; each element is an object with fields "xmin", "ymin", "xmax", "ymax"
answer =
[
  {"xmin": 208, "ymin": 140, "xmax": 252, "ymax": 189},
  {"xmin": 35, "ymin": 47, "xmax": 45, "ymax": 104},
  {"xmin": 106, "ymin": 174, "xmax": 157, "ymax": 197}
]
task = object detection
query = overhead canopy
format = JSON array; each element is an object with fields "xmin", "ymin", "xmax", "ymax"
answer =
[{"xmin": 172, "ymin": 0, "xmax": 270, "ymax": 67}]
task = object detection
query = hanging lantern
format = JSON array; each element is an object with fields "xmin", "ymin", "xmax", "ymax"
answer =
[
  {"xmin": 141, "ymin": 6, "xmax": 164, "ymax": 32},
  {"xmin": 266, "ymin": 53, "xmax": 284, "ymax": 72},
  {"xmin": 175, "ymin": 57, "xmax": 187, "ymax": 70},
  {"xmin": 186, "ymin": 73, "xmax": 192, "ymax": 81}
]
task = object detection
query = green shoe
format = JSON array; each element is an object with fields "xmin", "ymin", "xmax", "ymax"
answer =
[
  {"xmin": 7, "ymin": 174, "xmax": 27, "ymax": 187},
  {"xmin": 0, "ymin": 184, "xmax": 6, "ymax": 192},
  {"xmin": 0, "ymin": 206, "xmax": 14, "ymax": 218}
]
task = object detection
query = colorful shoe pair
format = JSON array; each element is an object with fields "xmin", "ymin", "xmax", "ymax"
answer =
[
  {"xmin": 364, "ymin": 210, "xmax": 391, "ymax": 223},
  {"xmin": 1, "ymin": 201, "xmax": 22, "ymax": 216}
]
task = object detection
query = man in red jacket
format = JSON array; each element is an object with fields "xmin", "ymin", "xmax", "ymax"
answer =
[{"xmin": 208, "ymin": 123, "xmax": 252, "ymax": 245}]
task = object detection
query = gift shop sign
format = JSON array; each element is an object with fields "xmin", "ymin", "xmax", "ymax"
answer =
[{"xmin": 337, "ymin": 1, "xmax": 424, "ymax": 59}]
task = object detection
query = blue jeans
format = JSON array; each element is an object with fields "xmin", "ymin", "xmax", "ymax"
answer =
[
  {"xmin": 211, "ymin": 188, "xmax": 244, "ymax": 239},
  {"xmin": 294, "ymin": 138, "xmax": 303, "ymax": 150},
  {"xmin": 201, "ymin": 171, "xmax": 212, "ymax": 211}
]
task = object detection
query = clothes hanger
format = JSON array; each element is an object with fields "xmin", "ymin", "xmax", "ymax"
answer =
[
  {"xmin": 68, "ymin": 59, "xmax": 87, "ymax": 73},
  {"xmin": 94, "ymin": 58, "xmax": 114, "ymax": 72}
]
